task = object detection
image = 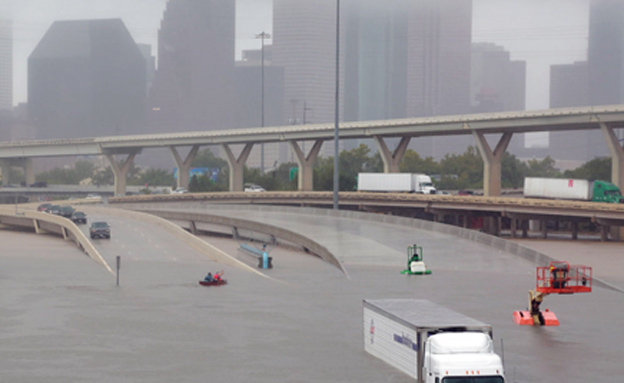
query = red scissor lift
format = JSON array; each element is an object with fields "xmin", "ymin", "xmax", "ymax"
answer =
[{"xmin": 513, "ymin": 261, "xmax": 592, "ymax": 326}]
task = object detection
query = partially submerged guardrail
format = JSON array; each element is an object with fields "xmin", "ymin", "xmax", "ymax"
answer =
[{"xmin": 0, "ymin": 207, "xmax": 113, "ymax": 274}]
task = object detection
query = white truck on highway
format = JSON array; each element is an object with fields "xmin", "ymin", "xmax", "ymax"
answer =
[
  {"xmin": 357, "ymin": 173, "xmax": 436, "ymax": 194},
  {"xmin": 523, "ymin": 177, "xmax": 624, "ymax": 204},
  {"xmin": 363, "ymin": 299, "xmax": 505, "ymax": 383}
]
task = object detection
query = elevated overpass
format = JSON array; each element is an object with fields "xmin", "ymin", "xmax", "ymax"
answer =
[
  {"xmin": 1, "ymin": 105, "xmax": 624, "ymax": 197},
  {"xmin": 110, "ymin": 191, "xmax": 624, "ymax": 241}
]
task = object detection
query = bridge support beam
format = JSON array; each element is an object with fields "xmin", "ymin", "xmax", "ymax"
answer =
[
  {"xmin": 374, "ymin": 136, "xmax": 410, "ymax": 173},
  {"xmin": 23, "ymin": 158, "xmax": 35, "ymax": 186},
  {"xmin": 170, "ymin": 145, "xmax": 200, "ymax": 190},
  {"xmin": 221, "ymin": 143, "xmax": 253, "ymax": 192},
  {"xmin": 0, "ymin": 158, "xmax": 35, "ymax": 186},
  {"xmin": 289, "ymin": 140, "xmax": 323, "ymax": 191},
  {"xmin": 105, "ymin": 153, "xmax": 136, "ymax": 197},
  {"xmin": 601, "ymin": 122, "xmax": 624, "ymax": 240},
  {"xmin": 0, "ymin": 160, "xmax": 11, "ymax": 186},
  {"xmin": 473, "ymin": 132, "xmax": 513, "ymax": 197}
]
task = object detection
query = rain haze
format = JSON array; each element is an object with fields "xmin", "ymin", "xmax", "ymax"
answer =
[{"xmin": 0, "ymin": 0, "xmax": 613, "ymax": 163}]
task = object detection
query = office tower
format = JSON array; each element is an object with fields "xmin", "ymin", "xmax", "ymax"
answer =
[
  {"xmin": 549, "ymin": 61, "xmax": 591, "ymax": 162},
  {"xmin": 147, "ymin": 0, "xmax": 237, "ymax": 134},
  {"xmin": 0, "ymin": 19, "xmax": 11, "ymax": 111},
  {"xmin": 235, "ymin": 48, "xmax": 287, "ymax": 169},
  {"xmin": 272, "ymin": 0, "xmax": 344, "ymax": 158},
  {"xmin": 273, "ymin": 0, "xmax": 472, "ymax": 159},
  {"xmin": 547, "ymin": 0, "xmax": 624, "ymax": 163},
  {"xmin": 471, "ymin": 43, "xmax": 527, "ymax": 158},
  {"xmin": 28, "ymin": 19, "xmax": 146, "ymax": 140},
  {"xmin": 137, "ymin": 43, "xmax": 156, "ymax": 95},
  {"xmin": 343, "ymin": 0, "xmax": 410, "ymax": 123},
  {"xmin": 471, "ymin": 43, "xmax": 526, "ymax": 113},
  {"xmin": 407, "ymin": 0, "xmax": 473, "ymax": 158},
  {"xmin": 588, "ymin": 0, "xmax": 624, "ymax": 107}
]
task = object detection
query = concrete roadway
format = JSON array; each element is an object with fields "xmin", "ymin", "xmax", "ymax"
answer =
[{"xmin": 0, "ymin": 204, "xmax": 623, "ymax": 382}]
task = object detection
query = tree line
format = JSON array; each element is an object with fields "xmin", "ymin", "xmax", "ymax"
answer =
[{"xmin": 30, "ymin": 145, "xmax": 614, "ymax": 192}]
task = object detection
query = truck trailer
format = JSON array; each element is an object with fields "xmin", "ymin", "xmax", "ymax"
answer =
[
  {"xmin": 357, "ymin": 173, "xmax": 436, "ymax": 194},
  {"xmin": 523, "ymin": 177, "xmax": 624, "ymax": 203},
  {"xmin": 363, "ymin": 299, "xmax": 504, "ymax": 383}
]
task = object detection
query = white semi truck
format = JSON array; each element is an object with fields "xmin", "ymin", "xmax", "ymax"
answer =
[
  {"xmin": 523, "ymin": 177, "xmax": 624, "ymax": 203},
  {"xmin": 363, "ymin": 299, "xmax": 505, "ymax": 383},
  {"xmin": 357, "ymin": 173, "xmax": 437, "ymax": 194}
]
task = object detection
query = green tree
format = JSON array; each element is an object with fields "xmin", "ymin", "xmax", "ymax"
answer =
[
  {"xmin": 501, "ymin": 152, "xmax": 527, "ymax": 188},
  {"xmin": 191, "ymin": 148, "xmax": 228, "ymax": 169},
  {"xmin": 130, "ymin": 168, "xmax": 175, "ymax": 187},
  {"xmin": 563, "ymin": 157, "xmax": 611, "ymax": 181},
  {"xmin": 438, "ymin": 146, "xmax": 483, "ymax": 189},
  {"xmin": 525, "ymin": 156, "xmax": 560, "ymax": 178},
  {"xmin": 92, "ymin": 167, "xmax": 114, "ymax": 186},
  {"xmin": 399, "ymin": 149, "xmax": 440, "ymax": 175}
]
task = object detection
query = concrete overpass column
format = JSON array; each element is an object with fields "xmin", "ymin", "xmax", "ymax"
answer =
[
  {"xmin": 23, "ymin": 158, "xmax": 35, "ymax": 186},
  {"xmin": 221, "ymin": 143, "xmax": 253, "ymax": 192},
  {"xmin": 170, "ymin": 145, "xmax": 200, "ymax": 190},
  {"xmin": 374, "ymin": 136, "xmax": 410, "ymax": 173},
  {"xmin": 473, "ymin": 132, "xmax": 513, "ymax": 197},
  {"xmin": 601, "ymin": 122, "xmax": 624, "ymax": 190},
  {"xmin": 105, "ymin": 153, "xmax": 136, "ymax": 196},
  {"xmin": 289, "ymin": 140, "xmax": 323, "ymax": 191},
  {"xmin": 0, "ymin": 160, "xmax": 11, "ymax": 186},
  {"xmin": 510, "ymin": 219, "xmax": 517, "ymax": 238},
  {"xmin": 601, "ymin": 122, "xmax": 624, "ymax": 240}
]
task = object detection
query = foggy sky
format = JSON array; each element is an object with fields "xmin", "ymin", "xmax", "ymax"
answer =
[{"xmin": 1, "ymin": 0, "xmax": 589, "ymax": 112}]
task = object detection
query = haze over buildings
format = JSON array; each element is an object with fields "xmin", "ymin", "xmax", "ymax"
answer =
[
  {"xmin": 28, "ymin": 19, "xmax": 146, "ymax": 140},
  {"xmin": 3, "ymin": 0, "xmax": 621, "ymax": 171},
  {"xmin": 549, "ymin": 0, "xmax": 624, "ymax": 163},
  {"xmin": 0, "ymin": 18, "xmax": 11, "ymax": 111}
]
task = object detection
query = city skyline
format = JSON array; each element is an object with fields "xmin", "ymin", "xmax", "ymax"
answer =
[{"xmin": 1, "ymin": 0, "xmax": 588, "ymax": 113}]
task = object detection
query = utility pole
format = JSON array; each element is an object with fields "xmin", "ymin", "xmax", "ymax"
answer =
[
  {"xmin": 302, "ymin": 101, "xmax": 312, "ymax": 153},
  {"xmin": 256, "ymin": 31, "xmax": 271, "ymax": 174},
  {"xmin": 333, "ymin": 0, "xmax": 340, "ymax": 210}
]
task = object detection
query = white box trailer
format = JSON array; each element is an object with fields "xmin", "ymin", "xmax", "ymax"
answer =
[
  {"xmin": 363, "ymin": 299, "xmax": 505, "ymax": 383},
  {"xmin": 523, "ymin": 177, "xmax": 590, "ymax": 200},
  {"xmin": 357, "ymin": 173, "xmax": 436, "ymax": 194}
]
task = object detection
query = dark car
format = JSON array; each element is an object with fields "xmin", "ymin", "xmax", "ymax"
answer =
[
  {"xmin": 45, "ymin": 205, "xmax": 62, "ymax": 215},
  {"xmin": 457, "ymin": 190, "xmax": 474, "ymax": 196},
  {"xmin": 71, "ymin": 211, "xmax": 87, "ymax": 225},
  {"xmin": 37, "ymin": 203, "xmax": 52, "ymax": 212},
  {"xmin": 90, "ymin": 221, "xmax": 111, "ymax": 239},
  {"xmin": 59, "ymin": 205, "xmax": 75, "ymax": 218},
  {"xmin": 30, "ymin": 181, "xmax": 47, "ymax": 188}
]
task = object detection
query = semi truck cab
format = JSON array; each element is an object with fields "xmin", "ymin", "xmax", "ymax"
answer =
[
  {"xmin": 592, "ymin": 180, "xmax": 624, "ymax": 203},
  {"xmin": 423, "ymin": 333, "xmax": 505, "ymax": 383}
]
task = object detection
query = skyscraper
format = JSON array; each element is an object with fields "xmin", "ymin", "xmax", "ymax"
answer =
[
  {"xmin": 471, "ymin": 43, "xmax": 526, "ymax": 114},
  {"xmin": 343, "ymin": 0, "xmax": 410, "ymax": 123},
  {"xmin": 549, "ymin": 62, "xmax": 591, "ymax": 162},
  {"xmin": 147, "ymin": 0, "xmax": 237, "ymax": 134},
  {"xmin": 28, "ymin": 19, "xmax": 146, "ymax": 140},
  {"xmin": 588, "ymin": 0, "xmax": 624, "ymax": 107},
  {"xmin": 273, "ymin": 0, "xmax": 339, "ymax": 126},
  {"xmin": 546, "ymin": 0, "xmax": 624, "ymax": 163},
  {"xmin": 407, "ymin": 0, "xmax": 473, "ymax": 158},
  {"xmin": 274, "ymin": 0, "xmax": 472, "ymax": 159},
  {"xmin": 0, "ymin": 19, "xmax": 11, "ymax": 111}
]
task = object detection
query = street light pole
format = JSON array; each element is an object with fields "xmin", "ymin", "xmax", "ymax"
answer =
[
  {"xmin": 256, "ymin": 31, "xmax": 271, "ymax": 175},
  {"xmin": 333, "ymin": 0, "xmax": 340, "ymax": 210}
]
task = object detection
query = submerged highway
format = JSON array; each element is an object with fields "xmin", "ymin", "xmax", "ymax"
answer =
[{"xmin": 1, "ymin": 202, "xmax": 623, "ymax": 382}]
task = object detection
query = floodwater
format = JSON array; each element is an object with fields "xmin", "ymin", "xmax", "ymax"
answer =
[{"xmin": 1, "ymin": 205, "xmax": 623, "ymax": 383}]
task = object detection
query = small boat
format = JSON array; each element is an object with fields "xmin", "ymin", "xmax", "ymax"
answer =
[{"xmin": 199, "ymin": 279, "xmax": 227, "ymax": 287}]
